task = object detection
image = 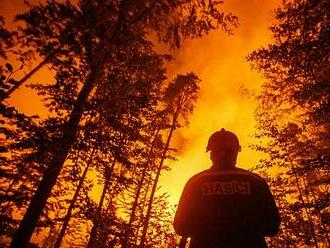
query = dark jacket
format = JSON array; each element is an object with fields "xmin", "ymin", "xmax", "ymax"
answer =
[{"xmin": 174, "ymin": 166, "xmax": 281, "ymax": 248}]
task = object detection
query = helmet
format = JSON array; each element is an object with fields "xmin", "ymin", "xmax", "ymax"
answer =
[{"xmin": 206, "ymin": 128, "xmax": 241, "ymax": 152}]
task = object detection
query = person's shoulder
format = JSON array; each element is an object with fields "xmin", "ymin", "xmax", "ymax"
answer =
[
  {"xmin": 184, "ymin": 167, "xmax": 268, "ymax": 185},
  {"xmin": 234, "ymin": 167, "xmax": 267, "ymax": 183},
  {"xmin": 186, "ymin": 169, "xmax": 211, "ymax": 185}
]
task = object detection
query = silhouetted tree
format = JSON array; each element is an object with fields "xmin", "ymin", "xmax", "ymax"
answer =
[
  {"xmin": 139, "ymin": 73, "xmax": 200, "ymax": 247},
  {"xmin": 8, "ymin": 1, "xmax": 237, "ymax": 247},
  {"xmin": 0, "ymin": 103, "xmax": 66, "ymax": 246},
  {"xmin": 121, "ymin": 112, "xmax": 168, "ymax": 248},
  {"xmin": 53, "ymin": 141, "xmax": 97, "ymax": 248},
  {"xmin": 248, "ymin": 0, "xmax": 329, "ymax": 247}
]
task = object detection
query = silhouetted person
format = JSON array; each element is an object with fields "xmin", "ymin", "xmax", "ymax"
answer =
[{"xmin": 174, "ymin": 129, "xmax": 281, "ymax": 248}]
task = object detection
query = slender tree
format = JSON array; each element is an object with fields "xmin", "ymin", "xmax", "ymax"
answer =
[
  {"xmin": 139, "ymin": 73, "xmax": 200, "ymax": 247},
  {"xmin": 122, "ymin": 110, "xmax": 167, "ymax": 248},
  {"xmin": 54, "ymin": 146, "xmax": 96, "ymax": 248}
]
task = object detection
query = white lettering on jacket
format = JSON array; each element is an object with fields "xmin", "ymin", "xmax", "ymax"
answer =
[{"xmin": 202, "ymin": 181, "xmax": 251, "ymax": 195}]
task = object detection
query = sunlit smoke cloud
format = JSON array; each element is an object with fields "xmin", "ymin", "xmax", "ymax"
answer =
[
  {"xmin": 2, "ymin": 0, "xmax": 281, "ymax": 207},
  {"xmin": 161, "ymin": 0, "xmax": 280, "ymax": 205}
]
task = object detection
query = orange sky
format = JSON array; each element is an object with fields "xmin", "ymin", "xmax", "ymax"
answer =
[
  {"xmin": 160, "ymin": 0, "xmax": 280, "ymax": 205},
  {"xmin": 1, "ymin": 0, "xmax": 280, "ymax": 207}
]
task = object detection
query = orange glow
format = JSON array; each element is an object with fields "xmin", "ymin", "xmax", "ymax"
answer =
[
  {"xmin": 2, "ymin": 0, "xmax": 280, "ymax": 211},
  {"xmin": 160, "ymin": 0, "xmax": 280, "ymax": 205}
]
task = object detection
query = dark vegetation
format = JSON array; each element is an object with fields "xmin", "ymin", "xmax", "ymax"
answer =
[
  {"xmin": 248, "ymin": 0, "xmax": 329, "ymax": 247},
  {"xmin": 0, "ymin": 0, "xmax": 237, "ymax": 247},
  {"xmin": 0, "ymin": 0, "xmax": 328, "ymax": 247}
]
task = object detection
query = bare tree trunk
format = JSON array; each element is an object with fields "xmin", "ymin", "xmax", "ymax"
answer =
[
  {"xmin": 54, "ymin": 147, "xmax": 96, "ymax": 248},
  {"xmin": 139, "ymin": 98, "xmax": 183, "ymax": 247},
  {"xmin": 289, "ymin": 158, "xmax": 318, "ymax": 248},
  {"xmin": 133, "ymin": 180, "xmax": 151, "ymax": 247},
  {"xmin": 9, "ymin": 71, "xmax": 96, "ymax": 248},
  {"xmin": 122, "ymin": 117, "xmax": 165, "ymax": 248},
  {"xmin": 9, "ymin": 2, "xmax": 128, "ymax": 242},
  {"xmin": 87, "ymin": 160, "xmax": 116, "ymax": 248}
]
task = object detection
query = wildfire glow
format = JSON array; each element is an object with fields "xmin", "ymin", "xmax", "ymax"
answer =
[
  {"xmin": 160, "ymin": 0, "xmax": 280, "ymax": 206},
  {"xmin": 3, "ymin": 0, "xmax": 280, "ymax": 212}
]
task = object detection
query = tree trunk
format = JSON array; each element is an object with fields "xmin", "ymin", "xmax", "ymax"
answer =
[
  {"xmin": 289, "ymin": 159, "xmax": 318, "ymax": 248},
  {"xmin": 122, "ymin": 117, "xmax": 165, "ymax": 248},
  {"xmin": 54, "ymin": 147, "xmax": 96, "ymax": 248},
  {"xmin": 9, "ymin": 71, "xmax": 96, "ymax": 248},
  {"xmin": 133, "ymin": 180, "xmax": 151, "ymax": 247},
  {"xmin": 9, "ymin": 4, "xmax": 126, "ymax": 242},
  {"xmin": 139, "ymin": 98, "xmax": 183, "ymax": 247},
  {"xmin": 87, "ymin": 160, "xmax": 116, "ymax": 248}
]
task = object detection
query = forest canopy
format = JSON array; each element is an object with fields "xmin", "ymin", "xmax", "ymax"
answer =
[
  {"xmin": 248, "ymin": 0, "xmax": 329, "ymax": 247},
  {"xmin": 0, "ymin": 0, "xmax": 329, "ymax": 247},
  {"xmin": 0, "ymin": 0, "xmax": 237, "ymax": 247}
]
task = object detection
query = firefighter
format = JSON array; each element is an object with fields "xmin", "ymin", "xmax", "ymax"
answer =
[{"xmin": 174, "ymin": 129, "xmax": 281, "ymax": 248}]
